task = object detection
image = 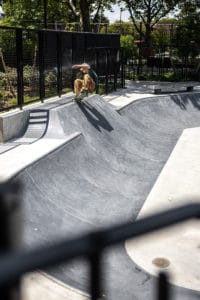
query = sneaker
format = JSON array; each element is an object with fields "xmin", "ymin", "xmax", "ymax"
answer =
[
  {"xmin": 73, "ymin": 90, "xmax": 88, "ymax": 102},
  {"xmin": 73, "ymin": 95, "xmax": 79, "ymax": 102},
  {"xmin": 80, "ymin": 89, "xmax": 88, "ymax": 97},
  {"xmin": 73, "ymin": 93, "xmax": 82, "ymax": 102}
]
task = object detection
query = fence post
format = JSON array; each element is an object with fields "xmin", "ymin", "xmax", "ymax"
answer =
[
  {"xmin": 89, "ymin": 233, "xmax": 104, "ymax": 300},
  {"xmin": 56, "ymin": 31, "xmax": 62, "ymax": 97},
  {"xmin": 120, "ymin": 47, "xmax": 125, "ymax": 88},
  {"xmin": 90, "ymin": 252, "xmax": 102, "ymax": 300},
  {"xmin": 158, "ymin": 272, "xmax": 170, "ymax": 300},
  {"xmin": 38, "ymin": 30, "xmax": 45, "ymax": 102},
  {"xmin": 71, "ymin": 33, "xmax": 76, "ymax": 90},
  {"xmin": 95, "ymin": 49, "xmax": 99, "ymax": 94},
  {"xmin": 105, "ymin": 49, "xmax": 109, "ymax": 94},
  {"xmin": 113, "ymin": 48, "xmax": 118, "ymax": 91},
  {"xmin": 0, "ymin": 181, "xmax": 22, "ymax": 300},
  {"xmin": 16, "ymin": 28, "xmax": 24, "ymax": 110}
]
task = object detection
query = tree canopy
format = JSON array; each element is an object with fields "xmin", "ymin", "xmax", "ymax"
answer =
[
  {"xmin": 118, "ymin": 0, "xmax": 181, "ymax": 46},
  {"xmin": 172, "ymin": 0, "xmax": 200, "ymax": 57},
  {"xmin": 0, "ymin": 0, "xmax": 116, "ymax": 31},
  {"xmin": 1, "ymin": 0, "xmax": 74, "ymax": 28},
  {"xmin": 65, "ymin": 0, "xmax": 117, "ymax": 31}
]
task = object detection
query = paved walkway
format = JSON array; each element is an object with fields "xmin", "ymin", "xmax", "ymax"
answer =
[{"xmin": 104, "ymin": 80, "xmax": 200, "ymax": 107}]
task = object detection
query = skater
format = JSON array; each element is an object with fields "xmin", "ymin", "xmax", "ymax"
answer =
[{"xmin": 72, "ymin": 63, "xmax": 98, "ymax": 102}]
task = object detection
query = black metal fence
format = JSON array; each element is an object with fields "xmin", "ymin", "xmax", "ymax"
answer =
[
  {"xmin": 124, "ymin": 44, "xmax": 200, "ymax": 82},
  {"xmin": 0, "ymin": 26, "xmax": 121, "ymax": 111},
  {"xmin": 0, "ymin": 181, "xmax": 200, "ymax": 300}
]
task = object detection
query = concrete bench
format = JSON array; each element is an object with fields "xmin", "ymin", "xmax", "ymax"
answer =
[
  {"xmin": 154, "ymin": 85, "xmax": 194, "ymax": 94},
  {"xmin": 186, "ymin": 85, "xmax": 194, "ymax": 92}
]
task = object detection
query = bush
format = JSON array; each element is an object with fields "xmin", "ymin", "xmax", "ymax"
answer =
[
  {"xmin": 23, "ymin": 65, "xmax": 39, "ymax": 86},
  {"xmin": 120, "ymin": 35, "xmax": 138, "ymax": 64}
]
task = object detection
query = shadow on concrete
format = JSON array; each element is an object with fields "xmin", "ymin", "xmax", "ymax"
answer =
[
  {"xmin": 171, "ymin": 94, "xmax": 200, "ymax": 110},
  {"xmin": 77, "ymin": 101, "xmax": 114, "ymax": 132}
]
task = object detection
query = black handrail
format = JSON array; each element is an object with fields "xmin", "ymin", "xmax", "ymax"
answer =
[{"xmin": 0, "ymin": 203, "xmax": 198, "ymax": 287}]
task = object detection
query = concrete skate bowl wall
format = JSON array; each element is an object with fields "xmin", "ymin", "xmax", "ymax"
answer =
[{"xmin": 10, "ymin": 93, "xmax": 200, "ymax": 300}]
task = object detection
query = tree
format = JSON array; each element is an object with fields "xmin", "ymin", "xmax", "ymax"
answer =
[
  {"xmin": 1, "ymin": 0, "xmax": 117, "ymax": 31},
  {"xmin": 66, "ymin": 0, "xmax": 117, "ymax": 31},
  {"xmin": 172, "ymin": 0, "xmax": 200, "ymax": 58},
  {"xmin": 1, "ymin": 0, "xmax": 75, "ymax": 29},
  {"xmin": 119, "ymin": 0, "xmax": 181, "ymax": 49},
  {"xmin": 120, "ymin": 34, "xmax": 138, "ymax": 63}
]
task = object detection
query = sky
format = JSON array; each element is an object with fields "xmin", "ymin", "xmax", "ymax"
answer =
[
  {"xmin": 104, "ymin": 4, "xmax": 130, "ymax": 23},
  {"xmin": 104, "ymin": 4, "xmax": 176, "ymax": 23}
]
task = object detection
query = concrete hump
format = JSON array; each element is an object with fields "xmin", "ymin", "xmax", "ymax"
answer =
[{"xmin": 8, "ymin": 92, "xmax": 200, "ymax": 299}]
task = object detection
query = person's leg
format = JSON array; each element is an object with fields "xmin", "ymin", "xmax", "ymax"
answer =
[
  {"xmin": 82, "ymin": 74, "xmax": 95, "ymax": 92},
  {"xmin": 74, "ymin": 79, "xmax": 83, "ymax": 95}
]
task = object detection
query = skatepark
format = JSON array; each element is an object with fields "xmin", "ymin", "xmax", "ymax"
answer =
[{"xmin": 0, "ymin": 81, "xmax": 200, "ymax": 299}]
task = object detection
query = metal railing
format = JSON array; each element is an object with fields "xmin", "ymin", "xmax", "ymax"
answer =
[
  {"xmin": 124, "ymin": 44, "xmax": 199, "ymax": 82},
  {"xmin": 0, "ymin": 181, "xmax": 199, "ymax": 300},
  {"xmin": 0, "ymin": 26, "xmax": 122, "ymax": 112}
]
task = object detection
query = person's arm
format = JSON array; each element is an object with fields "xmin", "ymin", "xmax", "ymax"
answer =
[
  {"xmin": 72, "ymin": 64, "xmax": 82, "ymax": 69},
  {"xmin": 72, "ymin": 63, "xmax": 90, "ymax": 69}
]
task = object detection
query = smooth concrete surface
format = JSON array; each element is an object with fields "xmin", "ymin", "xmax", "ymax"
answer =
[
  {"xmin": 0, "ymin": 132, "xmax": 81, "ymax": 182},
  {"xmin": 104, "ymin": 80, "xmax": 200, "ymax": 108},
  {"xmin": 0, "ymin": 83, "xmax": 200, "ymax": 299},
  {"xmin": 22, "ymin": 272, "xmax": 89, "ymax": 300},
  {"xmin": 0, "ymin": 110, "xmax": 29, "ymax": 143},
  {"xmin": 0, "ymin": 91, "xmax": 74, "ymax": 143},
  {"xmin": 126, "ymin": 127, "xmax": 200, "ymax": 291}
]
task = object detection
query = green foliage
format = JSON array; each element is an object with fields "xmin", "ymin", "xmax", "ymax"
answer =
[
  {"xmin": 10, "ymin": 95, "xmax": 39, "ymax": 106},
  {"xmin": 1, "ymin": 0, "xmax": 117, "ymax": 31},
  {"xmin": 98, "ymin": 82, "xmax": 121, "ymax": 94},
  {"xmin": 1, "ymin": 0, "xmax": 75, "ymax": 28},
  {"xmin": 129, "ymin": 70, "xmax": 197, "ymax": 82},
  {"xmin": 0, "ymin": 72, "xmax": 9, "ymax": 106},
  {"xmin": 45, "ymin": 71, "xmax": 57, "ymax": 87},
  {"xmin": 120, "ymin": 35, "xmax": 138, "ymax": 62},
  {"xmin": 119, "ymin": 0, "xmax": 181, "ymax": 47},
  {"xmin": 152, "ymin": 26, "xmax": 171, "ymax": 46},
  {"xmin": 172, "ymin": 3, "xmax": 200, "ymax": 58},
  {"xmin": 101, "ymin": 21, "xmax": 135, "ymax": 34},
  {"xmin": 0, "ymin": 29, "xmax": 37, "ymax": 70},
  {"xmin": 65, "ymin": 22, "xmax": 77, "ymax": 31},
  {"xmin": 0, "ymin": 29, "xmax": 16, "ymax": 59},
  {"xmin": 23, "ymin": 65, "xmax": 39, "ymax": 86},
  {"xmin": 0, "ymin": 71, "xmax": 7, "ymax": 87},
  {"xmin": 2, "ymin": 0, "xmax": 43, "ymax": 28},
  {"xmin": 0, "ymin": 70, "xmax": 15, "ymax": 108}
]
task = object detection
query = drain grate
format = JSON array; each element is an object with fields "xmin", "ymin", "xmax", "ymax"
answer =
[{"xmin": 152, "ymin": 257, "xmax": 170, "ymax": 268}]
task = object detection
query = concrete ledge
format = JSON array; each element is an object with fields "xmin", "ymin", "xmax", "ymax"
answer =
[
  {"xmin": 0, "ymin": 110, "xmax": 29, "ymax": 143},
  {"xmin": 126, "ymin": 127, "xmax": 200, "ymax": 291},
  {"xmin": 0, "ymin": 132, "xmax": 81, "ymax": 182}
]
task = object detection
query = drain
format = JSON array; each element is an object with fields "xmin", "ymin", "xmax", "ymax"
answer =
[{"xmin": 152, "ymin": 257, "xmax": 170, "ymax": 268}]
